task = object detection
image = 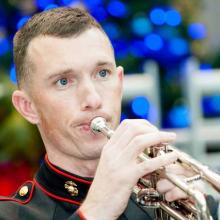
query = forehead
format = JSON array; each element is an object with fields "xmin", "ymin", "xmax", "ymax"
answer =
[{"xmin": 27, "ymin": 28, "xmax": 115, "ymax": 72}]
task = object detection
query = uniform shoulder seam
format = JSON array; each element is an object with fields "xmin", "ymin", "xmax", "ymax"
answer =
[{"xmin": 0, "ymin": 180, "xmax": 35, "ymax": 205}]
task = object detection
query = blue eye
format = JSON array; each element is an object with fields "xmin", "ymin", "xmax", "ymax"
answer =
[
  {"xmin": 98, "ymin": 69, "xmax": 109, "ymax": 78},
  {"xmin": 58, "ymin": 78, "xmax": 68, "ymax": 86}
]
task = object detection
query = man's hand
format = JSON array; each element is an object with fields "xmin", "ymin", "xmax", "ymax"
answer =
[
  {"xmin": 80, "ymin": 119, "xmax": 178, "ymax": 220},
  {"xmin": 156, "ymin": 163, "xmax": 202, "ymax": 201}
]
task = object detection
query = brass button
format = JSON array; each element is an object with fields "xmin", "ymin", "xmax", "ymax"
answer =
[
  {"xmin": 19, "ymin": 186, "xmax": 29, "ymax": 197},
  {"xmin": 64, "ymin": 181, "xmax": 78, "ymax": 197}
]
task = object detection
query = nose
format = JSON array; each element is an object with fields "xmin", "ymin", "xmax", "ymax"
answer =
[{"xmin": 79, "ymin": 79, "xmax": 102, "ymax": 111}]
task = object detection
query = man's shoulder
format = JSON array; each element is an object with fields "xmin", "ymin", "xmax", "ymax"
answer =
[
  {"xmin": 0, "ymin": 180, "xmax": 56, "ymax": 220},
  {"xmin": 0, "ymin": 180, "xmax": 35, "ymax": 206},
  {"xmin": 0, "ymin": 181, "xmax": 36, "ymax": 219}
]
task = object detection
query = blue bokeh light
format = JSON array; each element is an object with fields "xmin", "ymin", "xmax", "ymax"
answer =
[
  {"xmin": 203, "ymin": 94, "xmax": 220, "ymax": 116},
  {"xmin": 169, "ymin": 38, "xmax": 189, "ymax": 56},
  {"xmin": 44, "ymin": 4, "xmax": 58, "ymax": 11},
  {"xmin": 131, "ymin": 96, "xmax": 150, "ymax": 117},
  {"xmin": 149, "ymin": 8, "xmax": 165, "ymax": 25},
  {"xmin": 188, "ymin": 23, "xmax": 207, "ymax": 40},
  {"xmin": 158, "ymin": 27, "xmax": 178, "ymax": 39},
  {"xmin": 103, "ymin": 22, "xmax": 120, "ymax": 40},
  {"xmin": 0, "ymin": 37, "xmax": 10, "ymax": 56},
  {"xmin": 10, "ymin": 65, "xmax": 17, "ymax": 84},
  {"xmin": 168, "ymin": 105, "xmax": 190, "ymax": 128},
  {"xmin": 199, "ymin": 63, "xmax": 212, "ymax": 70},
  {"xmin": 131, "ymin": 16, "xmax": 152, "ymax": 36},
  {"xmin": 17, "ymin": 16, "xmax": 30, "ymax": 30},
  {"xmin": 91, "ymin": 6, "xmax": 108, "ymax": 22},
  {"xmin": 210, "ymin": 95, "xmax": 220, "ymax": 112},
  {"xmin": 144, "ymin": 34, "xmax": 163, "ymax": 51},
  {"xmin": 35, "ymin": 0, "xmax": 55, "ymax": 10},
  {"xmin": 107, "ymin": 0, "xmax": 127, "ymax": 18},
  {"xmin": 165, "ymin": 9, "xmax": 181, "ymax": 26},
  {"xmin": 112, "ymin": 40, "xmax": 128, "ymax": 59},
  {"xmin": 84, "ymin": 0, "xmax": 103, "ymax": 8},
  {"xmin": 129, "ymin": 40, "xmax": 147, "ymax": 58},
  {"xmin": 59, "ymin": 0, "xmax": 78, "ymax": 5}
]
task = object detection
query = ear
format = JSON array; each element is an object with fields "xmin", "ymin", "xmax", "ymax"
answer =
[
  {"xmin": 116, "ymin": 66, "xmax": 124, "ymax": 100},
  {"xmin": 12, "ymin": 90, "xmax": 39, "ymax": 124},
  {"xmin": 116, "ymin": 65, "xmax": 124, "ymax": 82}
]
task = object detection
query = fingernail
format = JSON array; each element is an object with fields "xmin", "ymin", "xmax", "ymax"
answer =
[{"xmin": 165, "ymin": 194, "xmax": 173, "ymax": 202}]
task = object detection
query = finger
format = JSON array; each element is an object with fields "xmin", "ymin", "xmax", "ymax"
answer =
[
  {"xmin": 165, "ymin": 163, "xmax": 195, "ymax": 177},
  {"xmin": 118, "ymin": 119, "xmax": 158, "ymax": 130},
  {"xmin": 126, "ymin": 131, "xmax": 176, "ymax": 159},
  {"xmin": 156, "ymin": 174, "xmax": 186, "ymax": 194},
  {"xmin": 156, "ymin": 179, "xmax": 174, "ymax": 194},
  {"xmin": 115, "ymin": 119, "xmax": 158, "ymax": 137},
  {"xmin": 137, "ymin": 151, "xmax": 178, "ymax": 177},
  {"xmin": 109, "ymin": 119, "xmax": 159, "ymax": 149},
  {"xmin": 164, "ymin": 187, "xmax": 188, "ymax": 202}
]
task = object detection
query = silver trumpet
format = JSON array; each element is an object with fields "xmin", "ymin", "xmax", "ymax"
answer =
[{"xmin": 91, "ymin": 117, "xmax": 220, "ymax": 220}]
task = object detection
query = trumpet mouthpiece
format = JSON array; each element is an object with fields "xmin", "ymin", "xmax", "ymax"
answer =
[{"xmin": 90, "ymin": 117, "xmax": 107, "ymax": 133}]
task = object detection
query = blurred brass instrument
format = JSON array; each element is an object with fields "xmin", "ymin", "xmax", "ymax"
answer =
[{"xmin": 90, "ymin": 117, "xmax": 220, "ymax": 220}]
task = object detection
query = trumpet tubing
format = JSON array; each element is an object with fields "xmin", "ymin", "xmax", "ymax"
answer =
[{"xmin": 90, "ymin": 117, "xmax": 220, "ymax": 220}]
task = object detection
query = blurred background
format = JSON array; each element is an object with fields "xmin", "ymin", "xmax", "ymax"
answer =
[{"xmin": 0, "ymin": 0, "xmax": 220, "ymax": 198}]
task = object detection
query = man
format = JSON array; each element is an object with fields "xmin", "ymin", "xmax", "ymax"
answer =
[{"xmin": 0, "ymin": 7, "xmax": 218, "ymax": 220}]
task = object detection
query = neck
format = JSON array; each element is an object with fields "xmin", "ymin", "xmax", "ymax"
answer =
[{"xmin": 47, "ymin": 150, "xmax": 99, "ymax": 177}]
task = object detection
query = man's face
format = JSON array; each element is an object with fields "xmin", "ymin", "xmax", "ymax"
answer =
[{"xmin": 26, "ymin": 28, "xmax": 123, "ymax": 160}]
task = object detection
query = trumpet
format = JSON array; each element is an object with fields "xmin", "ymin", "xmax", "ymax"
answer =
[{"xmin": 90, "ymin": 117, "xmax": 220, "ymax": 220}]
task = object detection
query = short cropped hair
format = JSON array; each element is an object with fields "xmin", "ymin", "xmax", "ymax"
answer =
[{"xmin": 13, "ymin": 7, "xmax": 104, "ymax": 88}]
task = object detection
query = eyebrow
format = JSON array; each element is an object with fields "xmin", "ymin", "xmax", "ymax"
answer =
[
  {"xmin": 47, "ymin": 60, "xmax": 115, "ymax": 81},
  {"xmin": 47, "ymin": 69, "xmax": 73, "ymax": 81},
  {"xmin": 96, "ymin": 61, "xmax": 115, "ymax": 67}
]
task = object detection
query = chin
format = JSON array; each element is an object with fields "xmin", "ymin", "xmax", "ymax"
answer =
[
  {"xmin": 83, "ymin": 145, "xmax": 104, "ymax": 160},
  {"xmin": 84, "ymin": 138, "xmax": 107, "ymax": 155},
  {"xmin": 91, "ymin": 137, "xmax": 107, "ymax": 149}
]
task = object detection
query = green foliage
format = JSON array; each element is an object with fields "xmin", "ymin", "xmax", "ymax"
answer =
[{"xmin": 0, "ymin": 73, "xmax": 44, "ymax": 164}]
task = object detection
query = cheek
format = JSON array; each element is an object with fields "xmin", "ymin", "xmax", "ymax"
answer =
[
  {"xmin": 37, "ymin": 101, "xmax": 71, "ymax": 138},
  {"xmin": 113, "ymin": 80, "xmax": 123, "ymax": 99},
  {"xmin": 33, "ymin": 94, "xmax": 73, "ymax": 124},
  {"xmin": 108, "ymin": 83, "xmax": 122, "ymax": 109}
]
